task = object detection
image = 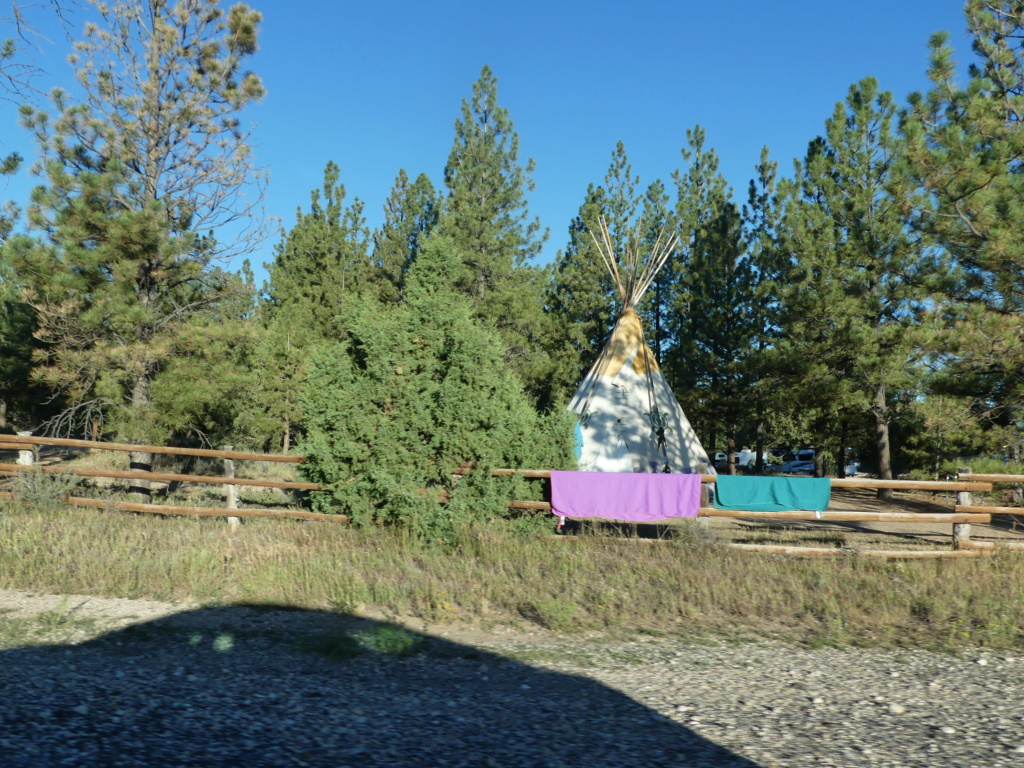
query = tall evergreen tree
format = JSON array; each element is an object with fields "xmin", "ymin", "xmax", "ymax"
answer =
[
  {"xmin": 905, "ymin": 2, "xmax": 1024, "ymax": 310},
  {"xmin": 743, "ymin": 146, "xmax": 786, "ymax": 472},
  {"xmin": 436, "ymin": 65, "xmax": 550, "ymax": 397},
  {"xmin": 780, "ymin": 78, "xmax": 932, "ymax": 491},
  {"xmin": 371, "ymin": 169, "xmax": 439, "ymax": 303},
  {"xmin": 669, "ymin": 126, "xmax": 759, "ymax": 466},
  {"xmin": 258, "ymin": 162, "xmax": 372, "ymax": 451},
  {"xmin": 546, "ymin": 143, "xmax": 648, "ymax": 404},
  {"xmin": 904, "ymin": 1, "xmax": 1024, "ymax": 434},
  {"xmin": 601, "ymin": 140, "xmax": 641, "ymax": 255},
  {"xmin": 546, "ymin": 184, "xmax": 612, "ymax": 401},
  {"xmin": 638, "ymin": 178, "xmax": 676, "ymax": 363},
  {"xmin": 7, "ymin": 0, "xmax": 264, "ymax": 496},
  {"xmin": 250, "ymin": 308, "xmax": 304, "ymax": 452},
  {"xmin": 148, "ymin": 263, "xmax": 266, "ymax": 447},
  {"xmin": 265, "ymin": 161, "xmax": 371, "ymax": 338},
  {"xmin": 0, "ymin": 237, "xmax": 43, "ymax": 429},
  {"xmin": 439, "ymin": 65, "xmax": 545, "ymax": 291},
  {"xmin": 775, "ymin": 152, "xmax": 864, "ymax": 475}
]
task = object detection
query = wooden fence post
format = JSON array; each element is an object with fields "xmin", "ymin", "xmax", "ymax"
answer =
[
  {"xmin": 954, "ymin": 466, "xmax": 972, "ymax": 549},
  {"xmin": 16, "ymin": 431, "xmax": 33, "ymax": 467},
  {"xmin": 128, "ymin": 448, "xmax": 152, "ymax": 503},
  {"xmin": 698, "ymin": 478, "xmax": 711, "ymax": 532},
  {"xmin": 224, "ymin": 445, "xmax": 240, "ymax": 531}
]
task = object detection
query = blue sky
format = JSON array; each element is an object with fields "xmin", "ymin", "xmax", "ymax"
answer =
[{"xmin": 1, "ymin": 1, "xmax": 975, "ymax": 283}]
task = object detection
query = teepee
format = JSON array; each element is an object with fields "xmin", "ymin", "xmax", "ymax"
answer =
[{"xmin": 568, "ymin": 218, "xmax": 713, "ymax": 474}]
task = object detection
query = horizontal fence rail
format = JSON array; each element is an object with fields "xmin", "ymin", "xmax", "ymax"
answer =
[
  {"xmin": 0, "ymin": 434, "xmax": 302, "ymax": 463},
  {"xmin": 722, "ymin": 543, "xmax": 988, "ymax": 558},
  {"xmin": 956, "ymin": 504, "xmax": 1024, "ymax": 515},
  {"xmin": 827, "ymin": 478, "xmax": 992, "ymax": 491},
  {"xmin": 0, "ymin": 491, "xmax": 344, "ymax": 522},
  {"xmin": 468, "ymin": 467, "xmax": 993, "ymax": 492},
  {"xmin": 502, "ymin": 500, "xmax": 990, "ymax": 523},
  {"xmin": 699, "ymin": 508, "xmax": 990, "ymax": 523},
  {"xmin": 0, "ymin": 462, "xmax": 321, "ymax": 491},
  {"xmin": 962, "ymin": 474, "xmax": 1024, "ymax": 484}
]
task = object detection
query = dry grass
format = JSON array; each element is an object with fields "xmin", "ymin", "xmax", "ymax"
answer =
[{"xmin": 2, "ymin": 495, "xmax": 1024, "ymax": 650}]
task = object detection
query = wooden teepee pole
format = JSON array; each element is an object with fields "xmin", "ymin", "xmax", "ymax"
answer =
[{"xmin": 588, "ymin": 217, "xmax": 678, "ymax": 310}]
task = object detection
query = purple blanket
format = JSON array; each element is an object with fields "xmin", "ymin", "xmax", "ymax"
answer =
[{"xmin": 550, "ymin": 471, "xmax": 702, "ymax": 521}]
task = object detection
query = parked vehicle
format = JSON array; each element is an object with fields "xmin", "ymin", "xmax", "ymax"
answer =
[
  {"xmin": 779, "ymin": 449, "xmax": 815, "ymax": 474},
  {"xmin": 714, "ymin": 450, "xmax": 769, "ymax": 469}
]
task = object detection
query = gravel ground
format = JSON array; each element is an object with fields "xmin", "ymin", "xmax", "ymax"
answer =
[{"xmin": 1, "ymin": 590, "xmax": 1023, "ymax": 767}]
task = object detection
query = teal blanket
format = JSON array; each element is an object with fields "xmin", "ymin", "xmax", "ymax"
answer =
[{"xmin": 713, "ymin": 476, "xmax": 831, "ymax": 512}]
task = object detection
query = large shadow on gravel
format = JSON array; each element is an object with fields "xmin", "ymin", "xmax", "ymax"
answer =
[{"xmin": 0, "ymin": 604, "xmax": 761, "ymax": 767}]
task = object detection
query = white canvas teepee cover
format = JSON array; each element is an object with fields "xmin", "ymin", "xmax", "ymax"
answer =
[{"xmin": 567, "ymin": 219, "xmax": 712, "ymax": 474}]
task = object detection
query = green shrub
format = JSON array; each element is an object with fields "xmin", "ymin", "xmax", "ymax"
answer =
[{"xmin": 299, "ymin": 236, "xmax": 575, "ymax": 540}]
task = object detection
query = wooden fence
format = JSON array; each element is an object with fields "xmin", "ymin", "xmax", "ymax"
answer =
[
  {"xmin": 0, "ymin": 433, "xmax": 339, "ymax": 525},
  {"xmin": 945, "ymin": 472, "xmax": 1024, "ymax": 552},
  {"xmin": 5, "ymin": 434, "xmax": 1024, "ymax": 557},
  {"xmin": 464, "ymin": 466, "xmax": 1012, "ymax": 558}
]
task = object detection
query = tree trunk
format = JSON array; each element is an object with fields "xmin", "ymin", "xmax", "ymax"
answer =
[
  {"xmin": 0, "ymin": 399, "xmax": 6, "ymax": 430},
  {"xmin": 837, "ymin": 419, "xmax": 848, "ymax": 479},
  {"xmin": 874, "ymin": 382, "xmax": 893, "ymax": 500},
  {"xmin": 129, "ymin": 375, "xmax": 154, "ymax": 503},
  {"xmin": 283, "ymin": 419, "xmax": 291, "ymax": 454},
  {"xmin": 726, "ymin": 428, "xmax": 737, "ymax": 476},
  {"xmin": 754, "ymin": 405, "xmax": 765, "ymax": 474},
  {"xmin": 814, "ymin": 448, "xmax": 826, "ymax": 478}
]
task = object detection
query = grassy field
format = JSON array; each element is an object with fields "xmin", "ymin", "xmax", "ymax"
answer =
[{"xmin": 2, "ymin": 492, "xmax": 1024, "ymax": 652}]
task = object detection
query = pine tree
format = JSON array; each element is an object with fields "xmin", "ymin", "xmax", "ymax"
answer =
[
  {"xmin": 669, "ymin": 126, "xmax": 759, "ymax": 467},
  {"xmin": 545, "ymin": 143, "xmax": 650, "ymax": 405},
  {"xmin": 0, "ymin": 239, "xmax": 43, "ymax": 429},
  {"xmin": 258, "ymin": 162, "xmax": 372, "ymax": 450},
  {"xmin": 679, "ymin": 200, "xmax": 758, "ymax": 473},
  {"xmin": 774, "ymin": 152, "xmax": 864, "ymax": 475},
  {"xmin": 743, "ymin": 147, "xmax": 786, "ymax": 473},
  {"xmin": 371, "ymin": 170, "xmax": 439, "ymax": 303},
  {"xmin": 903, "ymin": 1, "xmax": 1024, "ymax": 432},
  {"xmin": 436, "ymin": 65, "xmax": 550, "ymax": 396},
  {"xmin": 905, "ymin": 2, "xmax": 1024, "ymax": 310},
  {"xmin": 7, "ymin": 0, "xmax": 264, "ymax": 496},
  {"xmin": 265, "ymin": 161, "xmax": 372, "ymax": 339},
  {"xmin": 601, "ymin": 141, "xmax": 641, "ymax": 255},
  {"xmin": 148, "ymin": 264, "xmax": 266, "ymax": 447},
  {"xmin": 249, "ymin": 310, "xmax": 304, "ymax": 453},
  {"xmin": 543, "ymin": 186, "xmax": 607, "ymax": 403},
  {"xmin": 439, "ymin": 65, "xmax": 545, "ymax": 291},
  {"xmin": 780, "ymin": 78, "xmax": 932, "ymax": 491},
  {"xmin": 638, "ymin": 178, "xmax": 676, "ymax": 363}
]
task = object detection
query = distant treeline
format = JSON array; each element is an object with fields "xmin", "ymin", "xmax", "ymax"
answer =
[{"xmin": 3, "ymin": 0, "xmax": 1024, "ymax": 492}]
